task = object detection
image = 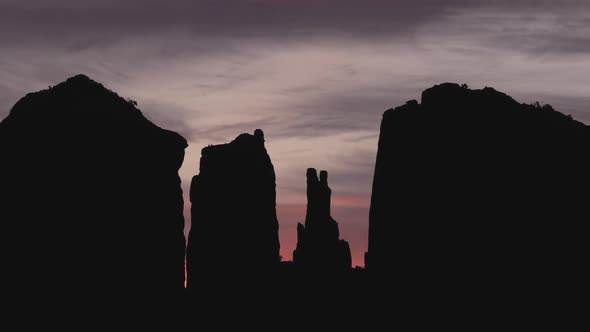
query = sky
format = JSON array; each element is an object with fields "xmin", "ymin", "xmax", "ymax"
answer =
[{"xmin": 1, "ymin": 0, "xmax": 589, "ymax": 267}]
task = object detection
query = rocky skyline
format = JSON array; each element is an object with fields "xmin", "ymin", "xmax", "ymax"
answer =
[
  {"xmin": 1, "ymin": 1, "xmax": 589, "ymax": 266},
  {"xmin": 1, "ymin": 74, "xmax": 588, "ymax": 297}
]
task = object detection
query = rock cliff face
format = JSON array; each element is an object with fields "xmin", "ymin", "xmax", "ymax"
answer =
[
  {"xmin": 0, "ymin": 75, "xmax": 187, "ymax": 293},
  {"xmin": 186, "ymin": 129, "xmax": 280, "ymax": 287},
  {"xmin": 293, "ymin": 168, "xmax": 351, "ymax": 272},
  {"xmin": 367, "ymin": 83, "xmax": 589, "ymax": 283}
]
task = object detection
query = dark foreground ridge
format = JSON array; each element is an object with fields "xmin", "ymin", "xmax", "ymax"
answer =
[
  {"xmin": 367, "ymin": 83, "xmax": 588, "ymax": 290},
  {"xmin": 186, "ymin": 129, "xmax": 280, "ymax": 288},
  {"xmin": 0, "ymin": 75, "xmax": 187, "ymax": 294}
]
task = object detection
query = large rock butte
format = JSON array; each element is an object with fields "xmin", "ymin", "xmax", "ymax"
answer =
[
  {"xmin": 293, "ymin": 168, "xmax": 352, "ymax": 272},
  {"xmin": 0, "ymin": 75, "xmax": 187, "ymax": 293},
  {"xmin": 186, "ymin": 129, "xmax": 280, "ymax": 288},
  {"xmin": 367, "ymin": 83, "xmax": 588, "ymax": 285}
]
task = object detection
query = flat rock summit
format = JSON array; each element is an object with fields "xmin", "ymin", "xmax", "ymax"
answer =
[{"xmin": 367, "ymin": 83, "xmax": 588, "ymax": 287}]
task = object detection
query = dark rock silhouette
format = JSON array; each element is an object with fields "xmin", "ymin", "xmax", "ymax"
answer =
[
  {"xmin": 186, "ymin": 129, "xmax": 280, "ymax": 288},
  {"xmin": 0, "ymin": 75, "xmax": 187, "ymax": 293},
  {"xmin": 293, "ymin": 168, "xmax": 352, "ymax": 272},
  {"xmin": 367, "ymin": 83, "xmax": 588, "ymax": 287}
]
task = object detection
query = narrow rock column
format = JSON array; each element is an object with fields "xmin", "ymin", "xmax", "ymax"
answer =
[{"xmin": 293, "ymin": 168, "xmax": 351, "ymax": 272}]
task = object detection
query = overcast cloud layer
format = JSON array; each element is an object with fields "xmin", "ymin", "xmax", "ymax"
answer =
[{"xmin": 1, "ymin": 0, "xmax": 589, "ymax": 266}]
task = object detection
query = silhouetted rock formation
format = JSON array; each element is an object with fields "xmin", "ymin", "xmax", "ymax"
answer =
[
  {"xmin": 0, "ymin": 75, "xmax": 187, "ymax": 294},
  {"xmin": 186, "ymin": 129, "xmax": 280, "ymax": 287},
  {"xmin": 293, "ymin": 168, "xmax": 352, "ymax": 272},
  {"xmin": 367, "ymin": 83, "xmax": 588, "ymax": 286}
]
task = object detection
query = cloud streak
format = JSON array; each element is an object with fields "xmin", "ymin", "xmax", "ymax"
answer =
[{"xmin": 8, "ymin": 0, "xmax": 587, "ymax": 48}]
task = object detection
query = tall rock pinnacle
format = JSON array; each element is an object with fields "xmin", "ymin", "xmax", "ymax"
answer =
[
  {"xmin": 186, "ymin": 129, "xmax": 280, "ymax": 288},
  {"xmin": 293, "ymin": 168, "xmax": 352, "ymax": 272}
]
